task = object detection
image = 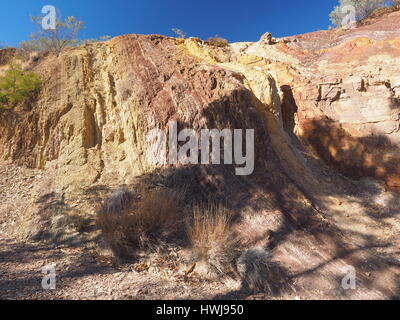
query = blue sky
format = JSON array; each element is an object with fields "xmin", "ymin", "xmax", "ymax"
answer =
[{"xmin": 0, "ymin": 0, "xmax": 339, "ymax": 47}]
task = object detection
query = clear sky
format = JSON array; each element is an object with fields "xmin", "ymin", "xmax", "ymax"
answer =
[{"xmin": 0, "ymin": 0, "xmax": 339, "ymax": 47}]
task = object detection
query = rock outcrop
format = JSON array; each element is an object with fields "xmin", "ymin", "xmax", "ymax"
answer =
[
  {"xmin": 0, "ymin": 35, "xmax": 274, "ymax": 191},
  {"xmin": 1, "ymin": 8, "xmax": 400, "ymax": 300},
  {"xmin": 284, "ymin": 10, "xmax": 400, "ymax": 191}
]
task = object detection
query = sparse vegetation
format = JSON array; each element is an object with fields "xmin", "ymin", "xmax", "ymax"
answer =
[
  {"xmin": 237, "ymin": 247, "xmax": 275, "ymax": 293},
  {"xmin": 0, "ymin": 60, "xmax": 42, "ymax": 110},
  {"xmin": 20, "ymin": 15, "xmax": 84, "ymax": 56},
  {"xmin": 99, "ymin": 35, "xmax": 112, "ymax": 42},
  {"xmin": 172, "ymin": 28, "xmax": 187, "ymax": 39},
  {"xmin": 79, "ymin": 35, "xmax": 112, "ymax": 45},
  {"xmin": 329, "ymin": 0, "xmax": 392, "ymax": 27},
  {"xmin": 0, "ymin": 47, "xmax": 16, "ymax": 65},
  {"xmin": 97, "ymin": 187, "xmax": 183, "ymax": 259},
  {"xmin": 368, "ymin": 0, "xmax": 400, "ymax": 19},
  {"xmin": 207, "ymin": 36, "xmax": 229, "ymax": 47},
  {"xmin": 186, "ymin": 201, "xmax": 238, "ymax": 276}
]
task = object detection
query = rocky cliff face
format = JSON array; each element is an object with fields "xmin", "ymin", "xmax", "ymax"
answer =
[
  {"xmin": 1, "ymin": 9, "xmax": 400, "ymax": 299},
  {"xmin": 2, "ymin": 12, "xmax": 400, "ymax": 193},
  {"xmin": 283, "ymin": 10, "xmax": 400, "ymax": 191},
  {"xmin": 0, "ymin": 35, "xmax": 277, "ymax": 191}
]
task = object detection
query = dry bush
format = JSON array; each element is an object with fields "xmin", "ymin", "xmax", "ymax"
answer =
[
  {"xmin": 186, "ymin": 201, "xmax": 238, "ymax": 276},
  {"xmin": 105, "ymin": 187, "xmax": 132, "ymax": 214},
  {"xmin": 97, "ymin": 187, "xmax": 183, "ymax": 259},
  {"xmin": 368, "ymin": 2, "xmax": 400, "ymax": 20},
  {"xmin": 172, "ymin": 28, "xmax": 187, "ymax": 39},
  {"xmin": 237, "ymin": 247, "xmax": 273, "ymax": 293},
  {"xmin": 71, "ymin": 214, "xmax": 91, "ymax": 233},
  {"xmin": 135, "ymin": 188, "xmax": 184, "ymax": 235},
  {"xmin": 97, "ymin": 205, "xmax": 134, "ymax": 258},
  {"xmin": 207, "ymin": 37, "xmax": 229, "ymax": 47}
]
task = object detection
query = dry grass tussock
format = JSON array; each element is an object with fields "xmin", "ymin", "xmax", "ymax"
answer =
[
  {"xmin": 186, "ymin": 201, "xmax": 238, "ymax": 276},
  {"xmin": 207, "ymin": 37, "xmax": 229, "ymax": 47},
  {"xmin": 97, "ymin": 186, "xmax": 184, "ymax": 259},
  {"xmin": 237, "ymin": 247, "xmax": 275, "ymax": 293}
]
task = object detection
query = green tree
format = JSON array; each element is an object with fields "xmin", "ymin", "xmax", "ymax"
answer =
[
  {"xmin": 20, "ymin": 15, "xmax": 84, "ymax": 56},
  {"xmin": 330, "ymin": 0, "xmax": 388, "ymax": 27},
  {"xmin": 0, "ymin": 61, "xmax": 42, "ymax": 110}
]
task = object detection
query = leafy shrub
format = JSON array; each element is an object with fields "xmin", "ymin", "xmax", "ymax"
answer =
[
  {"xmin": 97, "ymin": 187, "xmax": 183, "ymax": 259},
  {"xmin": 329, "ymin": 0, "xmax": 389, "ymax": 27},
  {"xmin": 207, "ymin": 36, "xmax": 229, "ymax": 47},
  {"xmin": 0, "ymin": 61, "xmax": 42, "ymax": 110}
]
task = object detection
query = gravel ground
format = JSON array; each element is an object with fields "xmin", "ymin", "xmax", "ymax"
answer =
[
  {"xmin": 0, "ymin": 163, "xmax": 244, "ymax": 300},
  {"xmin": 1, "ymin": 162, "xmax": 399, "ymax": 300}
]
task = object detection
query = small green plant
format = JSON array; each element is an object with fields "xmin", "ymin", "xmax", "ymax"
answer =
[
  {"xmin": 0, "ymin": 61, "xmax": 42, "ymax": 110},
  {"xmin": 172, "ymin": 28, "xmax": 187, "ymax": 39}
]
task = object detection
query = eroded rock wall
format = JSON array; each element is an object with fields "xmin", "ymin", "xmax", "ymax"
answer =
[
  {"xmin": 2, "ymin": 9, "xmax": 400, "ymax": 194},
  {"xmin": 0, "ymin": 35, "xmax": 279, "ymax": 192}
]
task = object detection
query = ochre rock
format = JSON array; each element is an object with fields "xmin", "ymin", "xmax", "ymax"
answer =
[
  {"xmin": 1, "ymin": 9, "xmax": 400, "ymax": 193},
  {"xmin": 0, "ymin": 35, "xmax": 275, "ymax": 191},
  {"xmin": 1, "ymin": 8, "xmax": 400, "ymax": 300}
]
